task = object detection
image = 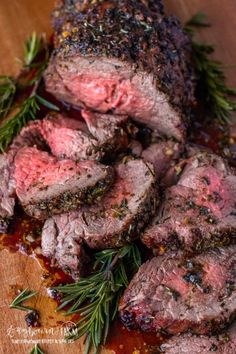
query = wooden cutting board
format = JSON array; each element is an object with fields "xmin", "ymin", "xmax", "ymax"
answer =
[{"xmin": 0, "ymin": 1, "xmax": 236, "ymax": 354}]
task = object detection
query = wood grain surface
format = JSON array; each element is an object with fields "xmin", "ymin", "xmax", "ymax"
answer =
[{"xmin": 0, "ymin": 1, "xmax": 236, "ymax": 354}]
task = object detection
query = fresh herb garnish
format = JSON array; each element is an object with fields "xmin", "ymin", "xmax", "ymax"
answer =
[
  {"xmin": 186, "ymin": 13, "xmax": 236, "ymax": 123},
  {"xmin": 0, "ymin": 76, "xmax": 16, "ymax": 119},
  {"xmin": 53, "ymin": 244, "xmax": 141, "ymax": 354},
  {"xmin": 24, "ymin": 32, "xmax": 44, "ymax": 68},
  {"xmin": 10, "ymin": 288, "xmax": 37, "ymax": 312},
  {"xmin": 0, "ymin": 32, "xmax": 58, "ymax": 151},
  {"xmin": 0, "ymin": 93, "xmax": 59, "ymax": 152},
  {"xmin": 186, "ymin": 12, "xmax": 210, "ymax": 28},
  {"xmin": 29, "ymin": 344, "xmax": 45, "ymax": 354}
]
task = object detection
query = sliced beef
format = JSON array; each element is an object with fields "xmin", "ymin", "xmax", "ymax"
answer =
[
  {"xmin": 45, "ymin": 0, "xmax": 195, "ymax": 141},
  {"xmin": 40, "ymin": 113, "xmax": 99, "ymax": 160},
  {"xmin": 142, "ymin": 152, "xmax": 236, "ymax": 254},
  {"xmin": 9, "ymin": 121, "xmax": 46, "ymax": 157},
  {"xmin": 14, "ymin": 147, "xmax": 114, "ymax": 220},
  {"xmin": 41, "ymin": 158, "xmax": 157, "ymax": 276},
  {"xmin": 119, "ymin": 246, "xmax": 236, "ymax": 335},
  {"xmin": 81, "ymin": 109, "xmax": 130, "ymax": 157},
  {"xmin": 0, "ymin": 122, "xmax": 46, "ymax": 232},
  {"xmin": 42, "ymin": 215, "xmax": 89, "ymax": 279},
  {"xmin": 141, "ymin": 141, "xmax": 182, "ymax": 181},
  {"xmin": 0, "ymin": 155, "xmax": 15, "ymax": 232},
  {"xmin": 40, "ymin": 111, "xmax": 129, "ymax": 161},
  {"xmin": 161, "ymin": 322, "xmax": 236, "ymax": 354}
]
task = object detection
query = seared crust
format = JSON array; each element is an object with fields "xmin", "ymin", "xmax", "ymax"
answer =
[
  {"xmin": 50, "ymin": 0, "xmax": 195, "ymax": 119},
  {"xmin": 24, "ymin": 168, "xmax": 114, "ymax": 220},
  {"xmin": 142, "ymin": 152, "xmax": 236, "ymax": 254},
  {"xmin": 119, "ymin": 246, "xmax": 236, "ymax": 335}
]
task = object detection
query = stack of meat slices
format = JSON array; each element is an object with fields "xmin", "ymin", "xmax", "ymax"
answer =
[
  {"xmin": 119, "ymin": 150, "xmax": 236, "ymax": 353},
  {"xmin": 1, "ymin": 1, "xmax": 236, "ymax": 352}
]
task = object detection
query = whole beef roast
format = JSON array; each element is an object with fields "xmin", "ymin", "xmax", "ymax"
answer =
[
  {"xmin": 142, "ymin": 152, "xmax": 236, "ymax": 254},
  {"xmin": 119, "ymin": 246, "xmax": 236, "ymax": 335},
  {"xmin": 0, "ymin": 122, "xmax": 47, "ymax": 232},
  {"xmin": 40, "ymin": 111, "xmax": 129, "ymax": 161},
  {"xmin": 14, "ymin": 147, "xmax": 114, "ymax": 220},
  {"xmin": 161, "ymin": 322, "xmax": 236, "ymax": 354},
  {"xmin": 41, "ymin": 158, "xmax": 157, "ymax": 277},
  {"xmin": 44, "ymin": 0, "xmax": 195, "ymax": 141}
]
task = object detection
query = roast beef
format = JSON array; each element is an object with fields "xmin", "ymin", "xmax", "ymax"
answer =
[
  {"xmin": 41, "ymin": 158, "xmax": 157, "ymax": 276},
  {"xmin": 141, "ymin": 141, "xmax": 182, "ymax": 181},
  {"xmin": 14, "ymin": 147, "xmax": 114, "ymax": 220},
  {"xmin": 40, "ymin": 111, "xmax": 129, "ymax": 161},
  {"xmin": 127, "ymin": 140, "xmax": 143, "ymax": 157},
  {"xmin": 44, "ymin": 0, "xmax": 195, "ymax": 141},
  {"xmin": 0, "ymin": 155, "xmax": 15, "ymax": 232},
  {"xmin": 119, "ymin": 246, "xmax": 236, "ymax": 335},
  {"xmin": 161, "ymin": 322, "xmax": 236, "ymax": 354},
  {"xmin": 142, "ymin": 152, "xmax": 236, "ymax": 254},
  {"xmin": 42, "ymin": 214, "xmax": 89, "ymax": 279},
  {"xmin": 0, "ymin": 122, "xmax": 46, "ymax": 232}
]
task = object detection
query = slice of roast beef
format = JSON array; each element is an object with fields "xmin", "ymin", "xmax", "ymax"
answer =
[
  {"xmin": 161, "ymin": 322, "xmax": 236, "ymax": 354},
  {"xmin": 44, "ymin": 0, "xmax": 195, "ymax": 141},
  {"xmin": 9, "ymin": 121, "xmax": 47, "ymax": 157},
  {"xmin": 81, "ymin": 109, "xmax": 130, "ymax": 158},
  {"xmin": 40, "ymin": 113, "xmax": 99, "ymax": 160},
  {"xmin": 119, "ymin": 246, "xmax": 236, "ymax": 335},
  {"xmin": 42, "ymin": 215, "xmax": 89, "ymax": 279},
  {"xmin": 41, "ymin": 158, "xmax": 157, "ymax": 276},
  {"xmin": 141, "ymin": 141, "xmax": 182, "ymax": 181},
  {"xmin": 40, "ymin": 111, "xmax": 129, "ymax": 161},
  {"xmin": 142, "ymin": 152, "xmax": 236, "ymax": 254},
  {"xmin": 0, "ymin": 155, "xmax": 15, "ymax": 232},
  {"xmin": 14, "ymin": 147, "xmax": 114, "ymax": 220},
  {"xmin": 0, "ymin": 122, "xmax": 47, "ymax": 232}
]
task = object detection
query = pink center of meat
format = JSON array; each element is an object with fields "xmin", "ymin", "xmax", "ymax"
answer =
[{"xmin": 66, "ymin": 74, "xmax": 151, "ymax": 118}]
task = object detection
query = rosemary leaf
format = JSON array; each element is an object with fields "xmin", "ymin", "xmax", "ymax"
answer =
[
  {"xmin": 186, "ymin": 12, "xmax": 210, "ymax": 28},
  {"xmin": 10, "ymin": 288, "xmax": 37, "ymax": 312},
  {"xmin": 52, "ymin": 244, "xmax": 141, "ymax": 354},
  {"xmin": 35, "ymin": 94, "xmax": 60, "ymax": 111},
  {"xmin": 29, "ymin": 344, "xmax": 45, "ymax": 354},
  {"xmin": 0, "ymin": 76, "xmax": 16, "ymax": 120},
  {"xmin": 24, "ymin": 32, "xmax": 42, "ymax": 67}
]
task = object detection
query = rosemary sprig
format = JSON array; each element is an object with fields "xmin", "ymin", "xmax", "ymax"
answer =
[
  {"xmin": 186, "ymin": 13, "xmax": 236, "ymax": 123},
  {"xmin": 191, "ymin": 42, "xmax": 236, "ymax": 123},
  {"xmin": 0, "ymin": 33, "xmax": 45, "ymax": 124},
  {"xmin": 53, "ymin": 244, "xmax": 141, "ymax": 354},
  {"xmin": 29, "ymin": 344, "xmax": 45, "ymax": 354},
  {"xmin": 0, "ymin": 76, "xmax": 16, "ymax": 119},
  {"xmin": 10, "ymin": 288, "xmax": 37, "ymax": 312},
  {"xmin": 0, "ymin": 32, "xmax": 59, "ymax": 151},
  {"xmin": 0, "ymin": 93, "xmax": 59, "ymax": 152}
]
